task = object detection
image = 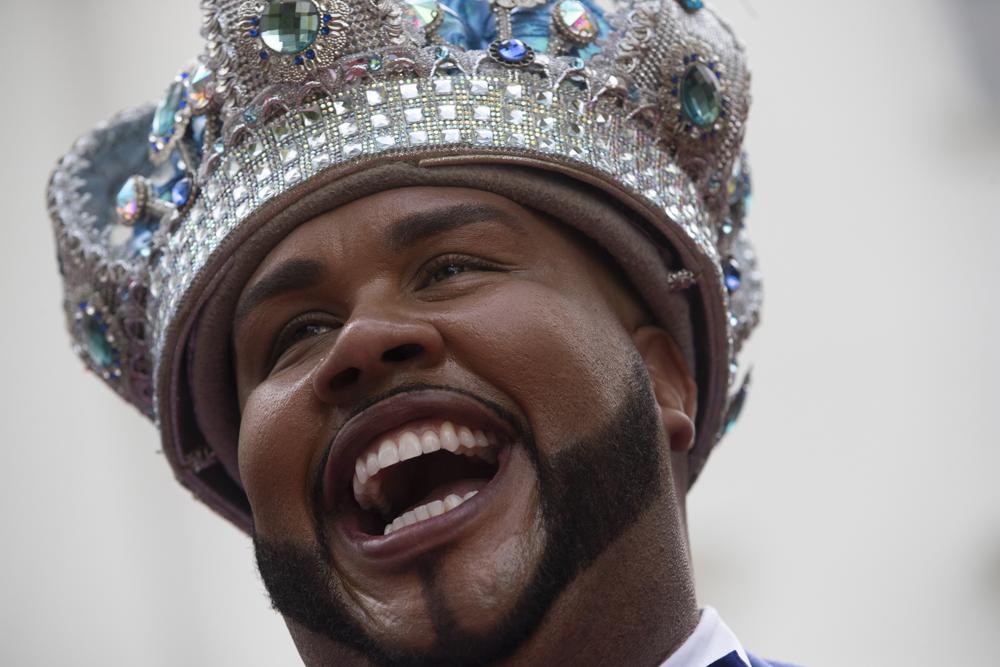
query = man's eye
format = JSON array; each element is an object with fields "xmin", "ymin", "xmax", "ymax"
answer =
[
  {"xmin": 422, "ymin": 254, "xmax": 497, "ymax": 286},
  {"xmin": 270, "ymin": 321, "xmax": 336, "ymax": 366}
]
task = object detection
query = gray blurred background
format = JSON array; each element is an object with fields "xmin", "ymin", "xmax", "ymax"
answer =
[{"xmin": 2, "ymin": 0, "xmax": 998, "ymax": 664}]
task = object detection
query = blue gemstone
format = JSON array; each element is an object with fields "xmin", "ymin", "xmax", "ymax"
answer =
[
  {"xmin": 249, "ymin": 29, "xmax": 259, "ymax": 37},
  {"xmin": 127, "ymin": 225, "xmax": 155, "ymax": 258},
  {"xmin": 244, "ymin": 107, "xmax": 259, "ymax": 123},
  {"xmin": 171, "ymin": 178, "xmax": 192, "ymax": 207},
  {"xmin": 724, "ymin": 257, "xmax": 741, "ymax": 292},
  {"xmin": 680, "ymin": 62, "xmax": 721, "ymax": 127},
  {"xmin": 294, "ymin": 55, "xmax": 304, "ymax": 65},
  {"xmin": 497, "ymin": 38, "xmax": 529, "ymax": 63},
  {"xmin": 435, "ymin": 45, "xmax": 449, "ymax": 59},
  {"xmin": 305, "ymin": 49, "xmax": 315, "ymax": 59},
  {"xmin": 190, "ymin": 114, "xmax": 207, "ymax": 148},
  {"xmin": 259, "ymin": 50, "xmax": 269, "ymax": 60},
  {"xmin": 570, "ymin": 57, "xmax": 585, "ymax": 70},
  {"xmin": 681, "ymin": 0, "xmax": 704, "ymax": 11},
  {"xmin": 321, "ymin": 26, "xmax": 330, "ymax": 34}
]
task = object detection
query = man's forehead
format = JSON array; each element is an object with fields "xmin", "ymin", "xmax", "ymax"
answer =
[{"xmin": 253, "ymin": 186, "xmax": 526, "ymax": 267}]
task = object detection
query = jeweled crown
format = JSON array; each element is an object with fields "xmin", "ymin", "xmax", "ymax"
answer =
[{"xmin": 48, "ymin": 0, "xmax": 759, "ymax": 528}]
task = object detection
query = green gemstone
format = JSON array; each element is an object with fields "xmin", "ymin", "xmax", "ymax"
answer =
[
  {"xmin": 152, "ymin": 80, "xmax": 185, "ymax": 138},
  {"xmin": 83, "ymin": 316, "xmax": 114, "ymax": 368},
  {"xmin": 680, "ymin": 63, "xmax": 721, "ymax": 128},
  {"xmin": 260, "ymin": 0, "xmax": 320, "ymax": 54}
]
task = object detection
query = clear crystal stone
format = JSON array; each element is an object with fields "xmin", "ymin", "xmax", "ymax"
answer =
[{"xmin": 404, "ymin": 107, "xmax": 424, "ymax": 124}]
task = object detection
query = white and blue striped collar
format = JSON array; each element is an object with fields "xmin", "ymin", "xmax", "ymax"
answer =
[{"xmin": 660, "ymin": 607, "xmax": 751, "ymax": 667}]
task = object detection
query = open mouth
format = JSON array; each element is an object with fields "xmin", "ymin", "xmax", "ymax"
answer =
[
  {"xmin": 323, "ymin": 390, "xmax": 518, "ymax": 552},
  {"xmin": 351, "ymin": 420, "xmax": 506, "ymax": 536}
]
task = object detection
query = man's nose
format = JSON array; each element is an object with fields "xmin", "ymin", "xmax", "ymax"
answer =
[{"xmin": 310, "ymin": 313, "xmax": 445, "ymax": 403}]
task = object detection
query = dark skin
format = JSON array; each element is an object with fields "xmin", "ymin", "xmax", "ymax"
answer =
[{"xmin": 233, "ymin": 186, "xmax": 700, "ymax": 666}]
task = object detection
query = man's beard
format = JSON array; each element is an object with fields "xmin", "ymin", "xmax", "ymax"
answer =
[{"xmin": 254, "ymin": 352, "xmax": 665, "ymax": 667}]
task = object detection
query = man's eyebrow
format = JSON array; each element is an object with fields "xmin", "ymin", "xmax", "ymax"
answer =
[
  {"xmin": 386, "ymin": 201, "xmax": 525, "ymax": 253},
  {"xmin": 234, "ymin": 258, "xmax": 326, "ymax": 327}
]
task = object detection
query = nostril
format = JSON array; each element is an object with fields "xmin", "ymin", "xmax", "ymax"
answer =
[
  {"xmin": 381, "ymin": 343, "xmax": 423, "ymax": 363},
  {"xmin": 329, "ymin": 367, "xmax": 361, "ymax": 391}
]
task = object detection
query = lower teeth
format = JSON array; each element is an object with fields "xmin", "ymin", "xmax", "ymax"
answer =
[{"xmin": 383, "ymin": 490, "xmax": 478, "ymax": 536}]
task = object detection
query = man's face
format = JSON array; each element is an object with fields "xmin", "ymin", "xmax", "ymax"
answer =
[{"xmin": 232, "ymin": 186, "xmax": 696, "ymax": 665}]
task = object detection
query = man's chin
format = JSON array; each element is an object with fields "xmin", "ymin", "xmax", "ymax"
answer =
[{"xmin": 254, "ymin": 353, "xmax": 664, "ymax": 667}]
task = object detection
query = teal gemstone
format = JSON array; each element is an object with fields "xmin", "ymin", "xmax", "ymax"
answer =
[
  {"xmin": 83, "ymin": 316, "xmax": 114, "ymax": 368},
  {"xmin": 260, "ymin": 0, "xmax": 320, "ymax": 54},
  {"xmin": 152, "ymin": 80, "xmax": 185, "ymax": 139},
  {"xmin": 680, "ymin": 62, "xmax": 721, "ymax": 128}
]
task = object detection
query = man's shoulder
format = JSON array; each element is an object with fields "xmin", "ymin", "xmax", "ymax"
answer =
[{"xmin": 747, "ymin": 653, "xmax": 803, "ymax": 667}]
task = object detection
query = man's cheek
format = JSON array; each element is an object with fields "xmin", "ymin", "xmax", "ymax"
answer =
[
  {"xmin": 239, "ymin": 383, "xmax": 319, "ymax": 535},
  {"xmin": 447, "ymin": 288, "xmax": 623, "ymax": 438}
]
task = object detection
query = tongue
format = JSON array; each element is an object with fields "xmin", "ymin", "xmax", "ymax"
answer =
[{"xmin": 403, "ymin": 478, "xmax": 488, "ymax": 514}]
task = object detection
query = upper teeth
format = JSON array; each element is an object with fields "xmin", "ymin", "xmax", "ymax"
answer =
[{"xmin": 352, "ymin": 420, "xmax": 499, "ymax": 515}]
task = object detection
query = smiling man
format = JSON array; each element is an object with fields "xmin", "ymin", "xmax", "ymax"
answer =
[{"xmin": 48, "ymin": 0, "xmax": 784, "ymax": 665}]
